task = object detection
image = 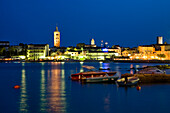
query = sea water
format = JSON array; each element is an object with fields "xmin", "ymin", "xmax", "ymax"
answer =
[{"xmin": 0, "ymin": 62, "xmax": 170, "ymax": 113}]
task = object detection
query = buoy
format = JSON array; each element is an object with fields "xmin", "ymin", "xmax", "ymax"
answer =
[
  {"xmin": 136, "ymin": 86, "xmax": 141, "ymax": 91},
  {"xmin": 13, "ymin": 85, "xmax": 20, "ymax": 89}
]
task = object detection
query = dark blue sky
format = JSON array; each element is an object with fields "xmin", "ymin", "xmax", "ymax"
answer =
[{"xmin": 1, "ymin": 0, "xmax": 170, "ymax": 47}]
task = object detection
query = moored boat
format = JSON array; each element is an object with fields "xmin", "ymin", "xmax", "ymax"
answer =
[
  {"xmin": 116, "ymin": 76, "xmax": 139, "ymax": 87},
  {"xmin": 81, "ymin": 75, "xmax": 119, "ymax": 83},
  {"xmin": 136, "ymin": 67, "xmax": 164, "ymax": 74},
  {"xmin": 70, "ymin": 65, "xmax": 117, "ymax": 80},
  {"xmin": 71, "ymin": 71, "xmax": 117, "ymax": 80}
]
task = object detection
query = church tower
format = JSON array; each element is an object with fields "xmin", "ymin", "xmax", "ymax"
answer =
[
  {"xmin": 91, "ymin": 38, "xmax": 95, "ymax": 45},
  {"xmin": 54, "ymin": 26, "xmax": 60, "ymax": 47}
]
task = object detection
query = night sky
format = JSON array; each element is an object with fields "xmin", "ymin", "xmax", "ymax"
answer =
[{"xmin": 1, "ymin": 0, "xmax": 170, "ymax": 47}]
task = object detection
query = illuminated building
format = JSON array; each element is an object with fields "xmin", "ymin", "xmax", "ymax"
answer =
[
  {"xmin": 122, "ymin": 48, "xmax": 137, "ymax": 57},
  {"xmin": 27, "ymin": 44, "xmax": 49, "ymax": 60},
  {"xmin": 122, "ymin": 50, "xmax": 130, "ymax": 56},
  {"xmin": 138, "ymin": 45, "xmax": 155, "ymax": 59},
  {"xmin": 137, "ymin": 44, "xmax": 170, "ymax": 60},
  {"xmin": 64, "ymin": 51, "xmax": 79, "ymax": 59},
  {"xmin": 155, "ymin": 44, "xmax": 170, "ymax": 60},
  {"xmin": 91, "ymin": 38, "xmax": 95, "ymax": 45},
  {"xmin": 86, "ymin": 50, "xmax": 118, "ymax": 60},
  {"xmin": 85, "ymin": 38, "xmax": 96, "ymax": 47},
  {"xmin": 157, "ymin": 36, "xmax": 163, "ymax": 44},
  {"xmin": 0, "ymin": 41, "xmax": 9, "ymax": 50},
  {"xmin": 54, "ymin": 26, "xmax": 60, "ymax": 47},
  {"xmin": 109, "ymin": 46, "xmax": 121, "ymax": 56}
]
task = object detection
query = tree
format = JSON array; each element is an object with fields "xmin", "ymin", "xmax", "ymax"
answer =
[
  {"xmin": 157, "ymin": 54, "xmax": 166, "ymax": 58},
  {"xmin": 0, "ymin": 47, "xmax": 6, "ymax": 56},
  {"xmin": 19, "ymin": 43, "xmax": 27, "ymax": 56},
  {"xmin": 8, "ymin": 47, "xmax": 16, "ymax": 56},
  {"xmin": 76, "ymin": 43, "xmax": 85, "ymax": 47}
]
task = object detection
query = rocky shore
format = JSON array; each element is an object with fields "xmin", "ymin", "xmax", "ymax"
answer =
[{"xmin": 134, "ymin": 73, "xmax": 170, "ymax": 83}]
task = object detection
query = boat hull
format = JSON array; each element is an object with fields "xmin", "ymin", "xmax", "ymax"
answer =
[
  {"xmin": 116, "ymin": 81, "xmax": 138, "ymax": 87},
  {"xmin": 81, "ymin": 76, "xmax": 119, "ymax": 83},
  {"xmin": 116, "ymin": 77, "xmax": 139, "ymax": 87},
  {"xmin": 71, "ymin": 71, "xmax": 117, "ymax": 80}
]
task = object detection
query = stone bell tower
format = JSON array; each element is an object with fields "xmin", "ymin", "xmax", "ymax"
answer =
[{"xmin": 54, "ymin": 26, "xmax": 60, "ymax": 47}]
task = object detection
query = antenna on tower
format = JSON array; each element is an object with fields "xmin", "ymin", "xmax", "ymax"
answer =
[
  {"xmin": 101, "ymin": 40, "xmax": 103, "ymax": 47},
  {"xmin": 105, "ymin": 42, "xmax": 108, "ymax": 48},
  {"xmin": 56, "ymin": 23, "xmax": 58, "ymax": 31}
]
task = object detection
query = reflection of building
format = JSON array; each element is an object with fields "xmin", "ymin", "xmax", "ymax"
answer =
[
  {"xmin": 19, "ymin": 64, "xmax": 28, "ymax": 112},
  {"xmin": 27, "ymin": 44, "xmax": 49, "ymax": 60},
  {"xmin": 40, "ymin": 64, "xmax": 47, "ymax": 111},
  {"xmin": 54, "ymin": 26, "xmax": 60, "ymax": 47},
  {"xmin": 48, "ymin": 63, "xmax": 66, "ymax": 112}
]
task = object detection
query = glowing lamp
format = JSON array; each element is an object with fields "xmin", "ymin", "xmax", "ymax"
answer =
[{"xmin": 102, "ymin": 48, "xmax": 108, "ymax": 52}]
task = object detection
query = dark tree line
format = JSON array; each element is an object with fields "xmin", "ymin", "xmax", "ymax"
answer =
[{"xmin": 0, "ymin": 43, "xmax": 27, "ymax": 57}]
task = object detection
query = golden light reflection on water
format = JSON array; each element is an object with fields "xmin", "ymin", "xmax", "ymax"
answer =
[
  {"xmin": 40, "ymin": 65, "xmax": 47, "ymax": 112},
  {"xmin": 19, "ymin": 63, "xmax": 29, "ymax": 112},
  {"xmin": 80, "ymin": 62, "xmax": 84, "ymax": 72},
  {"xmin": 19, "ymin": 62, "xmax": 67, "ymax": 113},
  {"xmin": 47, "ymin": 62, "xmax": 66, "ymax": 112}
]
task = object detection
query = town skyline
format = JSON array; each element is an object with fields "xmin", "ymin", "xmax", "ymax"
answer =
[
  {"xmin": 1, "ymin": 0, "xmax": 170, "ymax": 47},
  {"xmin": 0, "ymin": 25, "xmax": 168, "ymax": 48}
]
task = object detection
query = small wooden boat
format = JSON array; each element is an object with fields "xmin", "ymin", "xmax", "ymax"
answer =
[
  {"xmin": 136, "ymin": 67, "xmax": 164, "ymax": 74},
  {"xmin": 71, "ymin": 71, "xmax": 117, "ymax": 80},
  {"xmin": 116, "ymin": 76, "xmax": 139, "ymax": 87},
  {"xmin": 81, "ymin": 75, "xmax": 119, "ymax": 83},
  {"xmin": 70, "ymin": 65, "xmax": 117, "ymax": 80}
]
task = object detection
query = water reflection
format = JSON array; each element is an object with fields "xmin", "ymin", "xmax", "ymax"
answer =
[
  {"xmin": 47, "ymin": 62, "xmax": 66, "ymax": 112},
  {"xmin": 104, "ymin": 94, "xmax": 110, "ymax": 113},
  {"xmin": 40, "ymin": 64, "xmax": 47, "ymax": 112},
  {"xmin": 115, "ymin": 65, "xmax": 121, "ymax": 77},
  {"xmin": 100, "ymin": 63, "xmax": 110, "ymax": 69},
  {"xmin": 130, "ymin": 69, "xmax": 134, "ymax": 74},
  {"xmin": 80, "ymin": 62, "xmax": 84, "ymax": 72},
  {"xmin": 19, "ymin": 63, "xmax": 29, "ymax": 112}
]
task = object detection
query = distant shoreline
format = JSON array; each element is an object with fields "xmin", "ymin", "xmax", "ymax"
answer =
[
  {"xmin": 0, "ymin": 59, "xmax": 170, "ymax": 63},
  {"xmin": 113, "ymin": 60, "xmax": 170, "ymax": 63}
]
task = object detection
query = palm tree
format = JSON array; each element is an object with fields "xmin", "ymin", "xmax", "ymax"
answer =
[
  {"xmin": 0, "ymin": 47, "xmax": 6, "ymax": 56},
  {"xmin": 8, "ymin": 46, "xmax": 16, "ymax": 56}
]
